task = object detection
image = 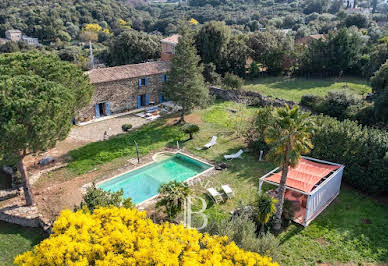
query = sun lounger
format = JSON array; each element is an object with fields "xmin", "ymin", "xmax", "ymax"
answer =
[
  {"xmin": 204, "ymin": 136, "xmax": 217, "ymax": 149},
  {"xmin": 207, "ymin": 188, "xmax": 224, "ymax": 203},
  {"xmin": 224, "ymin": 149, "xmax": 244, "ymax": 160},
  {"xmin": 146, "ymin": 115, "xmax": 160, "ymax": 121},
  {"xmin": 221, "ymin": 185, "xmax": 235, "ymax": 199}
]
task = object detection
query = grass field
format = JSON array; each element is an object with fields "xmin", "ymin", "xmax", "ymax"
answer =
[
  {"xmin": 0, "ymin": 222, "xmax": 44, "ymax": 265},
  {"xmin": 244, "ymin": 77, "xmax": 372, "ymax": 102}
]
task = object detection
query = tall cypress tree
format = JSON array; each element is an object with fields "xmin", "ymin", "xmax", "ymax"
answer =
[{"xmin": 164, "ymin": 22, "xmax": 208, "ymax": 123}]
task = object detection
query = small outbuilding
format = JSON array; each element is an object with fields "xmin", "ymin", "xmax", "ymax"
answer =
[{"xmin": 259, "ymin": 156, "xmax": 344, "ymax": 226}]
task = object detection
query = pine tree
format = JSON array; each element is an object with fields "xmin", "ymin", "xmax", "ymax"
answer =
[{"xmin": 164, "ymin": 22, "xmax": 208, "ymax": 123}]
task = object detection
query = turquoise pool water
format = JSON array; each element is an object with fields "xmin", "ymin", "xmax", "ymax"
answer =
[{"xmin": 98, "ymin": 153, "xmax": 212, "ymax": 204}]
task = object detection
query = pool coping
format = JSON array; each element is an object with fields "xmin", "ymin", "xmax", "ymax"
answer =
[{"xmin": 95, "ymin": 151, "xmax": 214, "ymax": 207}]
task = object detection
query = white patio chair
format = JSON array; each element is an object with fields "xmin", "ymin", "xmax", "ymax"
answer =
[
  {"xmin": 221, "ymin": 185, "xmax": 235, "ymax": 199},
  {"xmin": 224, "ymin": 149, "xmax": 244, "ymax": 160},
  {"xmin": 207, "ymin": 188, "xmax": 224, "ymax": 204},
  {"xmin": 204, "ymin": 136, "xmax": 217, "ymax": 149}
]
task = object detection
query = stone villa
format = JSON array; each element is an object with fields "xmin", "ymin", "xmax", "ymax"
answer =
[
  {"xmin": 76, "ymin": 35, "xmax": 180, "ymax": 122},
  {"xmin": 0, "ymin": 29, "xmax": 39, "ymax": 46}
]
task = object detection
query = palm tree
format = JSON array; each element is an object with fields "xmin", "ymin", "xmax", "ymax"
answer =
[
  {"xmin": 257, "ymin": 193, "xmax": 278, "ymax": 235},
  {"xmin": 264, "ymin": 105, "xmax": 314, "ymax": 232},
  {"xmin": 157, "ymin": 181, "xmax": 191, "ymax": 221}
]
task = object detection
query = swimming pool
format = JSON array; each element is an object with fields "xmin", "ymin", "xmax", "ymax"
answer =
[{"xmin": 98, "ymin": 153, "xmax": 212, "ymax": 204}]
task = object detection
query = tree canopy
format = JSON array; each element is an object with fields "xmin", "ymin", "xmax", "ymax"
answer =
[
  {"xmin": 164, "ymin": 23, "xmax": 208, "ymax": 122},
  {"xmin": 371, "ymin": 60, "xmax": 388, "ymax": 123},
  {"xmin": 0, "ymin": 52, "xmax": 93, "ymax": 204},
  {"xmin": 107, "ymin": 30, "xmax": 161, "ymax": 66}
]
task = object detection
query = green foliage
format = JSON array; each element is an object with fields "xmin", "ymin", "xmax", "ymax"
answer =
[
  {"xmin": 205, "ymin": 215, "xmax": 281, "ymax": 260},
  {"xmin": 222, "ymin": 35, "xmax": 250, "ymax": 77},
  {"xmin": 264, "ymin": 105, "xmax": 314, "ymax": 168},
  {"xmin": 203, "ymin": 63, "xmax": 222, "ymax": 85},
  {"xmin": 257, "ymin": 194, "xmax": 277, "ymax": 225},
  {"xmin": 311, "ymin": 115, "xmax": 388, "ymax": 194},
  {"xmin": 345, "ymin": 14, "xmax": 368, "ymax": 28},
  {"xmin": 107, "ymin": 31, "xmax": 161, "ymax": 66},
  {"xmin": 182, "ymin": 123, "xmax": 200, "ymax": 140},
  {"xmin": 247, "ymin": 31, "xmax": 293, "ymax": 75},
  {"xmin": 303, "ymin": 0, "xmax": 330, "ymax": 14},
  {"xmin": 156, "ymin": 181, "xmax": 191, "ymax": 221},
  {"xmin": 223, "ymin": 72, "xmax": 244, "ymax": 90},
  {"xmin": 196, "ymin": 21, "xmax": 231, "ymax": 73},
  {"xmin": 361, "ymin": 43, "xmax": 388, "ymax": 78},
  {"xmin": 300, "ymin": 94, "xmax": 325, "ymax": 110},
  {"xmin": 79, "ymin": 184, "xmax": 133, "ymax": 212},
  {"xmin": 121, "ymin": 124, "xmax": 133, "ymax": 132},
  {"xmin": 68, "ymin": 122, "xmax": 185, "ymax": 174},
  {"xmin": 371, "ymin": 59, "xmax": 388, "ymax": 95},
  {"xmin": 0, "ymin": 0, "xmax": 146, "ymax": 44},
  {"xmin": 298, "ymin": 28, "xmax": 363, "ymax": 76},
  {"xmin": 255, "ymin": 232, "xmax": 281, "ymax": 261},
  {"xmin": 320, "ymin": 90, "xmax": 363, "ymax": 120},
  {"xmin": 257, "ymin": 193, "xmax": 277, "ymax": 233},
  {"xmin": 206, "ymin": 215, "xmax": 260, "ymax": 252},
  {"xmin": 165, "ymin": 22, "xmax": 208, "ymax": 122},
  {"xmin": 370, "ymin": 60, "xmax": 388, "ymax": 123},
  {"xmin": 245, "ymin": 106, "xmax": 276, "ymax": 153},
  {"xmin": 0, "ymin": 52, "xmax": 92, "ymax": 156}
]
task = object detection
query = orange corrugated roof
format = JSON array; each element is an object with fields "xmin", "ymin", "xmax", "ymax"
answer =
[{"xmin": 264, "ymin": 158, "xmax": 340, "ymax": 193}]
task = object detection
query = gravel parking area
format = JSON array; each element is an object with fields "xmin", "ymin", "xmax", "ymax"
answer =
[
  {"xmin": 25, "ymin": 114, "xmax": 150, "ymax": 172},
  {"xmin": 69, "ymin": 114, "xmax": 147, "ymax": 142}
]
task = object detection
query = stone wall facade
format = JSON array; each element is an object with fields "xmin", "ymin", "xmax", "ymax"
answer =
[
  {"xmin": 209, "ymin": 86, "xmax": 297, "ymax": 108},
  {"xmin": 76, "ymin": 73, "xmax": 166, "ymax": 122}
]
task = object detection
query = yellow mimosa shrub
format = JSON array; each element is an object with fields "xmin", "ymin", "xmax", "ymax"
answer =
[{"xmin": 15, "ymin": 207, "xmax": 278, "ymax": 266}]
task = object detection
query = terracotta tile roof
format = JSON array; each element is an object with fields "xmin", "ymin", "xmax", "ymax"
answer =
[
  {"xmin": 86, "ymin": 61, "xmax": 171, "ymax": 84},
  {"xmin": 161, "ymin": 34, "xmax": 180, "ymax": 44}
]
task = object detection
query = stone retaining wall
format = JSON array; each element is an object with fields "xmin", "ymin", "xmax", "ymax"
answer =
[
  {"xmin": 0, "ymin": 205, "xmax": 41, "ymax": 227},
  {"xmin": 0, "ymin": 188, "xmax": 20, "ymax": 201},
  {"xmin": 209, "ymin": 86, "xmax": 297, "ymax": 108}
]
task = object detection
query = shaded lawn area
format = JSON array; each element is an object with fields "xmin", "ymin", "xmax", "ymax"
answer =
[
  {"xmin": 0, "ymin": 222, "xmax": 44, "ymax": 265},
  {"xmin": 243, "ymin": 76, "xmax": 371, "ymax": 102}
]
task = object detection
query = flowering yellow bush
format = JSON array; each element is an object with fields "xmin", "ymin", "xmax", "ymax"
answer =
[
  {"xmin": 84, "ymin": 23, "xmax": 102, "ymax": 33},
  {"xmin": 15, "ymin": 207, "xmax": 278, "ymax": 265},
  {"xmin": 189, "ymin": 18, "xmax": 199, "ymax": 25}
]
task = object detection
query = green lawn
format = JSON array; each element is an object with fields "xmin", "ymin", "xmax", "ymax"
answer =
[
  {"xmin": 243, "ymin": 77, "xmax": 371, "ymax": 102},
  {"xmin": 67, "ymin": 120, "xmax": 186, "ymax": 174},
  {"xmin": 0, "ymin": 222, "xmax": 44, "ymax": 265}
]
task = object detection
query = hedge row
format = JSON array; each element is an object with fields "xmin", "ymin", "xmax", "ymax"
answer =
[{"xmin": 311, "ymin": 116, "xmax": 388, "ymax": 194}]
